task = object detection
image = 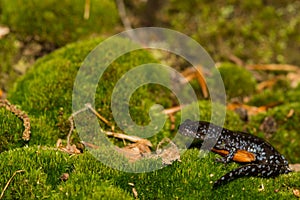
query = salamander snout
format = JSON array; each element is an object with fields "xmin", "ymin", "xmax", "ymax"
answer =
[{"xmin": 178, "ymin": 119, "xmax": 199, "ymax": 138}]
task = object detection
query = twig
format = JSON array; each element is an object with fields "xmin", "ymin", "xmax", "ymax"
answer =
[
  {"xmin": 66, "ymin": 106, "xmax": 89, "ymax": 148},
  {"xmin": 0, "ymin": 99, "xmax": 30, "ymax": 141},
  {"xmin": 84, "ymin": 0, "xmax": 90, "ymax": 19},
  {"xmin": 0, "ymin": 170, "xmax": 25, "ymax": 199},
  {"xmin": 163, "ymin": 106, "xmax": 182, "ymax": 115},
  {"xmin": 195, "ymin": 66, "xmax": 209, "ymax": 98},
  {"xmin": 246, "ymin": 64, "xmax": 298, "ymax": 71},
  {"xmin": 67, "ymin": 116, "xmax": 74, "ymax": 149},
  {"xmin": 105, "ymin": 131, "xmax": 152, "ymax": 147},
  {"xmin": 180, "ymin": 66, "xmax": 209, "ymax": 98},
  {"xmin": 115, "ymin": 0, "xmax": 138, "ymax": 41},
  {"xmin": 81, "ymin": 129, "xmax": 153, "ymax": 149},
  {"xmin": 85, "ymin": 103, "xmax": 112, "ymax": 127}
]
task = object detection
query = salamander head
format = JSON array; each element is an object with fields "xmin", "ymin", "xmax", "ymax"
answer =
[{"xmin": 178, "ymin": 119, "xmax": 209, "ymax": 140}]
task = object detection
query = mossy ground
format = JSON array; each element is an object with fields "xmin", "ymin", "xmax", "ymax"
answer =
[
  {"xmin": 0, "ymin": 147, "xmax": 299, "ymax": 199},
  {"xmin": 164, "ymin": 0, "xmax": 300, "ymax": 65},
  {"xmin": 0, "ymin": 107, "xmax": 25, "ymax": 152},
  {"xmin": 2, "ymin": 35, "xmax": 300, "ymax": 200},
  {"xmin": 211, "ymin": 63, "xmax": 257, "ymax": 100},
  {"xmin": 1, "ymin": 1, "xmax": 300, "ymax": 199},
  {"xmin": 0, "ymin": 0, "xmax": 119, "ymax": 46}
]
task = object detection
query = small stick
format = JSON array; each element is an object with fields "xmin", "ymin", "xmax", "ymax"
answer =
[
  {"xmin": 115, "ymin": 0, "xmax": 138, "ymax": 41},
  {"xmin": 163, "ymin": 106, "xmax": 182, "ymax": 115},
  {"xmin": 0, "ymin": 170, "xmax": 25, "ymax": 199},
  {"xmin": 84, "ymin": 0, "xmax": 90, "ymax": 19},
  {"xmin": 0, "ymin": 99, "xmax": 30, "ymax": 141},
  {"xmin": 81, "ymin": 130, "xmax": 153, "ymax": 149},
  {"xmin": 66, "ymin": 106, "xmax": 89, "ymax": 149},
  {"xmin": 105, "ymin": 131, "xmax": 152, "ymax": 147},
  {"xmin": 85, "ymin": 103, "xmax": 112, "ymax": 127},
  {"xmin": 195, "ymin": 66, "xmax": 209, "ymax": 98},
  {"xmin": 246, "ymin": 64, "xmax": 298, "ymax": 71},
  {"xmin": 66, "ymin": 116, "xmax": 74, "ymax": 149}
]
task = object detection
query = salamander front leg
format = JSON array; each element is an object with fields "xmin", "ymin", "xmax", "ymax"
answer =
[{"xmin": 215, "ymin": 148, "xmax": 236, "ymax": 164}]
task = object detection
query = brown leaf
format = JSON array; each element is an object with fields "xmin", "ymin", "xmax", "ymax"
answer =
[
  {"xmin": 286, "ymin": 109, "xmax": 295, "ymax": 118},
  {"xmin": 60, "ymin": 173, "xmax": 69, "ymax": 181},
  {"xmin": 156, "ymin": 138, "xmax": 181, "ymax": 165},
  {"xmin": 293, "ymin": 189, "xmax": 300, "ymax": 198},
  {"xmin": 227, "ymin": 102, "xmax": 268, "ymax": 116},
  {"xmin": 117, "ymin": 141, "xmax": 152, "ymax": 162},
  {"xmin": 0, "ymin": 26, "xmax": 10, "ymax": 38},
  {"xmin": 289, "ymin": 164, "xmax": 300, "ymax": 172}
]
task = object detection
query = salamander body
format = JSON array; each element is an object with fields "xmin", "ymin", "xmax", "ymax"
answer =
[{"xmin": 178, "ymin": 119, "xmax": 292, "ymax": 187}]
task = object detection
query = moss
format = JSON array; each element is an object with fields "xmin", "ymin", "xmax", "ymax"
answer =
[
  {"xmin": 165, "ymin": 1, "xmax": 300, "ymax": 64},
  {"xmin": 0, "ymin": 35, "xmax": 19, "ymax": 90},
  {"xmin": 248, "ymin": 81, "xmax": 300, "ymax": 107},
  {"xmin": 210, "ymin": 63, "xmax": 256, "ymax": 99},
  {"xmin": 115, "ymin": 149, "xmax": 299, "ymax": 199},
  {"xmin": 0, "ymin": 107, "xmax": 25, "ymax": 152},
  {"xmin": 1, "ymin": 145, "xmax": 299, "ymax": 199},
  {"xmin": 8, "ymin": 37, "xmax": 177, "ymax": 147},
  {"xmin": 248, "ymin": 89, "xmax": 285, "ymax": 106},
  {"xmin": 0, "ymin": 147, "xmax": 132, "ymax": 199},
  {"xmin": 0, "ymin": 0, "xmax": 119, "ymax": 46},
  {"xmin": 247, "ymin": 102, "xmax": 300, "ymax": 163}
]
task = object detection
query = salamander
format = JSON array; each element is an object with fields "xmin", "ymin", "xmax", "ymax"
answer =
[{"xmin": 178, "ymin": 119, "xmax": 292, "ymax": 188}]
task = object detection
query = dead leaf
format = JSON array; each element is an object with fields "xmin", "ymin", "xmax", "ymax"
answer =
[
  {"xmin": 287, "ymin": 72, "xmax": 300, "ymax": 88},
  {"xmin": 156, "ymin": 138, "xmax": 181, "ymax": 165},
  {"xmin": 289, "ymin": 164, "xmax": 300, "ymax": 172},
  {"xmin": 227, "ymin": 102, "xmax": 268, "ymax": 116},
  {"xmin": 286, "ymin": 109, "xmax": 294, "ymax": 118},
  {"xmin": 56, "ymin": 139, "xmax": 81, "ymax": 155},
  {"xmin": 0, "ymin": 26, "xmax": 10, "ymax": 38},
  {"xmin": 257, "ymin": 79, "xmax": 277, "ymax": 91},
  {"xmin": 293, "ymin": 189, "xmax": 300, "ymax": 198},
  {"xmin": 60, "ymin": 173, "xmax": 69, "ymax": 181}
]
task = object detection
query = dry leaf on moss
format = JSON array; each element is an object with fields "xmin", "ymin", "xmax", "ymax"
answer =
[{"xmin": 155, "ymin": 138, "xmax": 181, "ymax": 165}]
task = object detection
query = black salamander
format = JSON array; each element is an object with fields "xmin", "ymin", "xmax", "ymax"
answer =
[{"xmin": 178, "ymin": 119, "xmax": 292, "ymax": 188}]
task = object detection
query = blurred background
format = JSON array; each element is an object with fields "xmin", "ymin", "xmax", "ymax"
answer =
[{"xmin": 0, "ymin": 0, "xmax": 299, "ymax": 98}]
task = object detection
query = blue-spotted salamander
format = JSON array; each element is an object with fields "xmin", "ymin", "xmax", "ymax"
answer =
[{"xmin": 178, "ymin": 119, "xmax": 292, "ymax": 188}]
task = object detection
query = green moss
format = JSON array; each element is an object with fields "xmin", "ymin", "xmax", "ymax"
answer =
[
  {"xmin": 248, "ymin": 81, "xmax": 300, "ymax": 107},
  {"xmin": 0, "ymin": 147, "xmax": 132, "ymax": 199},
  {"xmin": 0, "ymin": 107, "xmax": 25, "ymax": 152},
  {"xmin": 0, "ymin": 35, "xmax": 19, "ymax": 90},
  {"xmin": 210, "ymin": 63, "xmax": 256, "ymax": 99},
  {"xmin": 116, "ymin": 149, "xmax": 298, "ymax": 199},
  {"xmin": 1, "ymin": 146, "xmax": 299, "ymax": 199},
  {"xmin": 9, "ymin": 37, "xmax": 177, "ymax": 147},
  {"xmin": 248, "ymin": 102, "xmax": 300, "ymax": 163},
  {"xmin": 165, "ymin": 1, "xmax": 300, "ymax": 64},
  {"xmin": 248, "ymin": 89, "xmax": 285, "ymax": 106},
  {"xmin": 1, "ymin": 0, "xmax": 119, "ymax": 46}
]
